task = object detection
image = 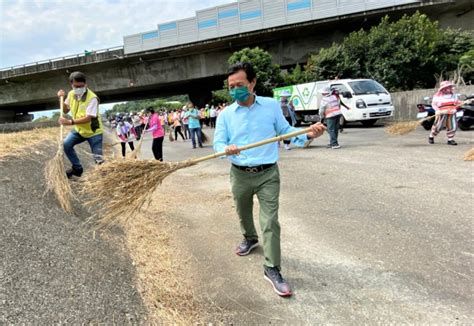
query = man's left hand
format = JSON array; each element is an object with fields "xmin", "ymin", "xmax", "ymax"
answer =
[
  {"xmin": 307, "ymin": 122, "xmax": 326, "ymax": 139},
  {"xmin": 58, "ymin": 117, "xmax": 72, "ymax": 126}
]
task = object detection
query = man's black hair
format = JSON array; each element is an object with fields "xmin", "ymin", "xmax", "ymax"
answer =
[
  {"xmin": 227, "ymin": 62, "xmax": 256, "ymax": 82},
  {"xmin": 145, "ymin": 107, "xmax": 155, "ymax": 114},
  {"xmin": 69, "ymin": 71, "xmax": 87, "ymax": 83}
]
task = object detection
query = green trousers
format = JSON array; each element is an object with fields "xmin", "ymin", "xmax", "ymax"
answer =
[{"xmin": 230, "ymin": 164, "xmax": 281, "ymax": 268}]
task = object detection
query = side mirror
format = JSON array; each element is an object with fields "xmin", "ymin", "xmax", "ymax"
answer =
[{"xmin": 342, "ymin": 91, "xmax": 352, "ymax": 98}]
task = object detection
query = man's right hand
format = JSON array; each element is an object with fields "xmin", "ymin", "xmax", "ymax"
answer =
[
  {"xmin": 225, "ymin": 144, "xmax": 240, "ymax": 156},
  {"xmin": 57, "ymin": 89, "xmax": 65, "ymax": 98}
]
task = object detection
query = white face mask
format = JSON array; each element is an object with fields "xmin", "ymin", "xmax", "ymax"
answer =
[{"xmin": 73, "ymin": 87, "xmax": 86, "ymax": 97}]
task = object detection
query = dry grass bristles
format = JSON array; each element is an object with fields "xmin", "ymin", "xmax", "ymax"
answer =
[
  {"xmin": 201, "ymin": 130, "xmax": 209, "ymax": 143},
  {"xmin": 44, "ymin": 151, "xmax": 74, "ymax": 213},
  {"xmin": 169, "ymin": 130, "xmax": 175, "ymax": 142},
  {"xmin": 463, "ymin": 148, "xmax": 474, "ymax": 161},
  {"xmin": 386, "ymin": 115, "xmax": 436, "ymax": 136},
  {"xmin": 81, "ymin": 159, "xmax": 196, "ymax": 228},
  {"xmin": 386, "ymin": 121, "xmax": 421, "ymax": 135}
]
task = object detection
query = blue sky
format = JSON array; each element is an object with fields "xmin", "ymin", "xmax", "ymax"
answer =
[
  {"xmin": 0, "ymin": 0, "xmax": 231, "ymax": 116},
  {"xmin": 0, "ymin": 0, "xmax": 231, "ymax": 68}
]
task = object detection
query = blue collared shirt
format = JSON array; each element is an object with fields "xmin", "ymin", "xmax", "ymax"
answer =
[{"xmin": 213, "ymin": 95, "xmax": 308, "ymax": 166}]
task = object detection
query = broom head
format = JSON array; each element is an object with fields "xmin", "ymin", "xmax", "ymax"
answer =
[
  {"xmin": 201, "ymin": 130, "xmax": 209, "ymax": 144},
  {"xmin": 44, "ymin": 151, "xmax": 74, "ymax": 213},
  {"xmin": 386, "ymin": 120, "xmax": 421, "ymax": 136},
  {"xmin": 81, "ymin": 159, "xmax": 196, "ymax": 229}
]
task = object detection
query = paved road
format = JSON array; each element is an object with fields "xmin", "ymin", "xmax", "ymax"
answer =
[{"xmin": 137, "ymin": 124, "xmax": 473, "ymax": 324}]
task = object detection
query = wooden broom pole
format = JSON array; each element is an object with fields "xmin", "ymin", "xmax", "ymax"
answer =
[
  {"xmin": 190, "ymin": 127, "xmax": 313, "ymax": 164},
  {"xmin": 59, "ymin": 95, "xmax": 65, "ymax": 146}
]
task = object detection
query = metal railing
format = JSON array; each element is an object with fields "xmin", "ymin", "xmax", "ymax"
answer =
[{"xmin": 0, "ymin": 45, "xmax": 125, "ymax": 79}]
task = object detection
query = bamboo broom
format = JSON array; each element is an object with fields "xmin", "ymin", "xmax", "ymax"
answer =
[
  {"xmin": 128, "ymin": 121, "xmax": 149, "ymax": 160},
  {"xmin": 386, "ymin": 100, "xmax": 472, "ymax": 136},
  {"xmin": 44, "ymin": 95, "xmax": 74, "ymax": 213},
  {"xmin": 82, "ymin": 127, "xmax": 316, "ymax": 228},
  {"xmin": 201, "ymin": 129, "xmax": 209, "ymax": 144}
]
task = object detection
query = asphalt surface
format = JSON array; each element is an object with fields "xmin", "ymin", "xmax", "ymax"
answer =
[
  {"xmin": 137, "ymin": 123, "xmax": 473, "ymax": 324},
  {"xmin": 0, "ymin": 145, "xmax": 146, "ymax": 323}
]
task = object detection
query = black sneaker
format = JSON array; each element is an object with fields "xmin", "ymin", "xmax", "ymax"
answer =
[
  {"xmin": 66, "ymin": 167, "xmax": 83, "ymax": 179},
  {"xmin": 447, "ymin": 140, "xmax": 457, "ymax": 146},
  {"xmin": 263, "ymin": 266, "xmax": 292, "ymax": 297},
  {"xmin": 428, "ymin": 137, "xmax": 434, "ymax": 144},
  {"xmin": 235, "ymin": 238, "xmax": 258, "ymax": 256}
]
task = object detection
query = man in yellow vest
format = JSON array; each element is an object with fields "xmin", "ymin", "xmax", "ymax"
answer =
[{"xmin": 57, "ymin": 71, "xmax": 104, "ymax": 179}]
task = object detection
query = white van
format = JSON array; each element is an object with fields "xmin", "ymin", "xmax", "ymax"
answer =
[{"xmin": 273, "ymin": 79, "xmax": 395, "ymax": 126}]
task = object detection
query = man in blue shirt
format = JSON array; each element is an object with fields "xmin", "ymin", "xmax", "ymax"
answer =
[
  {"xmin": 184, "ymin": 102, "xmax": 202, "ymax": 148},
  {"xmin": 214, "ymin": 62, "xmax": 325, "ymax": 297}
]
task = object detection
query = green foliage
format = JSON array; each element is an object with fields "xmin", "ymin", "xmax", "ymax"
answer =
[
  {"xmin": 305, "ymin": 12, "xmax": 474, "ymax": 91},
  {"xmin": 227, "ymin": 47, "xmax": 283, "ymax": 96},
  {"xmin": 33, "ymin": 116, "xmax": 50, "ymax": 122},
  {"xmin": 105, "ymin": 96, "xmax": 188, "ymax": 118},
  {"xmin": 282, "ymin": 64, "xmax": 308, "ymax": 85},
  {"xmin": 211, "ymin": 89, "xmax": 232, "ymax": 106}
]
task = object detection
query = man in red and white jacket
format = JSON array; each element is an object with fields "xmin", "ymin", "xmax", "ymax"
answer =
[{"xmin": 429, "ymin": 81, "xmax": 463, "ymax": 145}]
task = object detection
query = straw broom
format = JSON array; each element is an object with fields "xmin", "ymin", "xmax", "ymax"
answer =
[
  {"xmin": 386, "ymin": 114, "xmax": 436, "ymax": 136},
  {"xmin": 463, "ymin": 148, "xmax": 474, "ymax": 161},
  {"xmin": 128, "ymin": 122, "xmax": 149, "ymax": 160},
  {"xmin": 169, "ymin": 127, "xmax": 175, "ymax": 142},
  {"xmin": 201, "ymin": 129, "xmax": 209, "ymax": 144},
  {"xmin": 387, "ymin": 100, "xmax": 472, "ymax": 136},
  {"xmin": 44, "ymin": 95, "xmax": 73, "ymax": 213},
  {"xmin": 82, "ymin": 127, "xmax": 316, "ymax": 229}
]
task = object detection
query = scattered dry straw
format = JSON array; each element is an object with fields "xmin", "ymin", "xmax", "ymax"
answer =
[
  {"xmin": 463, "ymin": 148, "xmax": 474, "ymax": 161},
  {"xmin": 81, "ymin": 159, "xmax": 196, "ymax": 228},
  {"xmin": 386, "ymin": 121, "xmax": 421, "ymax": 136},
  {"xmin": 44, "ymin": 151, "xmax": 74, "ymax": 213},
  {"xmin": 124, "ymin": 211, "xmax": 204, "ymax": 324}
]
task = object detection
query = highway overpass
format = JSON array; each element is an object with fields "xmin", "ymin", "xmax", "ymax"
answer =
[{"xmin": 0, "ymin": 0, "xmax": 472, "ymax": 122}]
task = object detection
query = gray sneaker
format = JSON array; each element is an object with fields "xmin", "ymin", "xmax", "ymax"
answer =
[
  {"xmin": 235, "ymin": 238, "xmax": 258, "ymax": 256},
  {"xmin": 264, "ymin": 266, "xmax": 292, "ymax": 297}
]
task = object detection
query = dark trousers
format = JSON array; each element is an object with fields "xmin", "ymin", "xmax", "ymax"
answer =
[
  {"xmin": 283, "ymin": 116, "xmax": 293, "ymax": 145},
  {"xmin": 152, "ymin": 136, "xmax": 164, "ymax": 161},
  {"xmin": 326, "ymin": 115, "xmax": 341, "ymax": 146},
  {"xmin": 134, "ymin": 125, "xmax": 143, "ymax": 140},
  {"xmin": 183, "ymin": 124, "xmax": 189, "ymax": 139},
  {"xmin": 120, "ymin": 141, "xmax": 135, "ymax": 157},
  {"xmin": 174, "ymin": 126, "xmax": 185, "ymax": 140},
  {"xmin": 210, "ymin": 117, "xmax": 217, "ymax": 128},
  {"xmin": 189, "ymin": 127, "xmax": 202, "ymax": 148}
]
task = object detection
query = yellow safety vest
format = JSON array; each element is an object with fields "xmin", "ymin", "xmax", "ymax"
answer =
[{"xmin": 67, "ymin": 89, "xmax": 103, "ymax": 138}]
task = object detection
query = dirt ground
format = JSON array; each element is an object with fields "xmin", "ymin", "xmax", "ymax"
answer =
[{"xmin": 1, "ymin": 124, "xmax": 473, "ymax": 324}]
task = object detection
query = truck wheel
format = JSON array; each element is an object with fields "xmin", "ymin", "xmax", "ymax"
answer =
[
  {"xmin": 339, "ymin": 115, "xmax": 346, "ymax": 127},
  {"xmin": 361, "ymin": 119, "xmax": 377, "ymax": 127}
]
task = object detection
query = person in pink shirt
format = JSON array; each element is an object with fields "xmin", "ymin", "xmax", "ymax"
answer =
[{"xmin": 144, "ymin": 107, "xmax": 165, "ymax": 161}]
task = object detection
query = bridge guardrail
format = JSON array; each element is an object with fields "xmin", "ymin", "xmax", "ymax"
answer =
[{"xmin": 0, "ymin": 46, "xmax": 125, "ymax": 80}]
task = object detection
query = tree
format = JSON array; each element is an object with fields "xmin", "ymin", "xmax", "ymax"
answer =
[
  {"xmin": 305, "ymin": 12, "xmax": 473, "ymax": 91},
  {"xmin": 227, "ymin": 47, "xmax": 283, "ymax": 96},
  {"xmin": 282, "ymin": 64, "xmax": 308, "ymax": 85}
]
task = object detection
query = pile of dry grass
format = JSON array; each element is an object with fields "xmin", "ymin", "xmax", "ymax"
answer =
[
  {"xmin": 0, "ymin": 126, "xmax": 65, "ymax": 159},
  {"xmin": 463, "ymin": 148, "xmax": 474, "ymax": 161},
  {"xmin": 81, "ymin": 159, "xmax": 196, "ymax": 228}
]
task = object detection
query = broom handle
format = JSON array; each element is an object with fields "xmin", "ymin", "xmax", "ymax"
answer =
[
  {"xmin": 135, "ymin": 120, "xmax": 149, "ymax": 148},
  {"xmin": 190, "ymin": 127, "xmax": 313, "ymax": 164},
  {"xmin": 420, "ymin": 99, "xmax": 471, "ymax": 123},
  {"xmin": 59, "ymin": 95, "xmax": 65, "ymax": 146}
]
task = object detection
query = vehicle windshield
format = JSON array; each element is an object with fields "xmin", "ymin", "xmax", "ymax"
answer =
[{"xmin": 348, "ymin": 80, "xmax": 388, "ymax": 95}]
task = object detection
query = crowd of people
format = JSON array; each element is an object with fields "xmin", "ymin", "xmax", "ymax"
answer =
[
  {"xmin": 107, "ymin": 103, "xmax": 229, "ymax": 159},
  {"xmin": 56, "ymin": 66, "xmax": 468, "ymax": 299}
]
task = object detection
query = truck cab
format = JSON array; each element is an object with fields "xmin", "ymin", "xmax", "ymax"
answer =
[{"xmin": 273, "ymin": 79, "xmax": 394, "ymax": 126}]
